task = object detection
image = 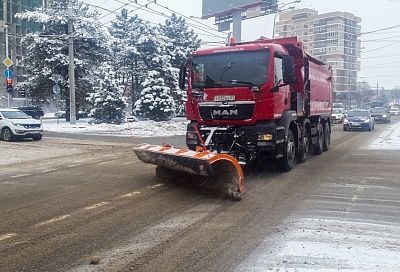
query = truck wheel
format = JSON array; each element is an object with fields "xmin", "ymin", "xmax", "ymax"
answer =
[
  {"xmin": 313, "ymin": 123, "xmax": 323, "ymax": 155},
  {"xmin": 278, "ymin": 130, "xmax": 296, "ymax": 171},
  {"xmin": 323, "ymin": 124, "xmax": 330, "ymax": 151},
  {"xmin": 297, "ymin": 129, "xmax": 310, "ymax": 163},
  {"xmin": 1, "ymin": 128, "xmax": 14, "ymax": 142}
]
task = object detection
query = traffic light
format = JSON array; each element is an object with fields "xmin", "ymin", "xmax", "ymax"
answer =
[{"xmin": 6, "ymin": 78, "xmax": 13, "ymax": 93}]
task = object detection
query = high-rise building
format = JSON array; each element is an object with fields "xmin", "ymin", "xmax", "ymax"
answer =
[
  {"xmin": 275, "ymin": 8, "xmax": 361, "ymax": 100},
  {"xmin": 0, "ymin": 0, "xmax": 42, "ymax": 107}
]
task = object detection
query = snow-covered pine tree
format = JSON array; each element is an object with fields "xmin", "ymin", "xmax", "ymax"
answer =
[
  {"xmin": 160, "ymin": 13, "xmax": 201, "ymax": 111},
  {"xmin": 134, "ymin": 70, "xmax": 175, "ymax": 121},
  {"xmin": 109, "ymin": 9, "xmax": 141, "ymax": 83},
  {"xmin": 133, "ymin": 23, "xmax": 176, "ymax": 120},
  {"xmin": 16, "ymin": 0, "xmax": 109, "ymax": 110},
  {"xmin": 109, "ymin": 9, "xmax": 150, "ymax": 109},
  {"xmin": 87, "ymin": 65, "xmax": 127, "ymax": 124},
  {"xmin": 160, "ymin": 13, "xmax": 201, "ymax": 69}
]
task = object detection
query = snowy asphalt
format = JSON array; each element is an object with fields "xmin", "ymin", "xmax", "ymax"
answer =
[{"xmin": 1, "ymin": 120, "xmax": 400, "ymax": 271}]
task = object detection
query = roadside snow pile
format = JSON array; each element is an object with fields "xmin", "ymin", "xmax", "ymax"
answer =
[
  {"xmin": 367, "ymin": 123, "xmax": 400, "ymax": 150},
  {"xmin": 42, "ymin": 118, "xmax": 188, "ymax": 137}
]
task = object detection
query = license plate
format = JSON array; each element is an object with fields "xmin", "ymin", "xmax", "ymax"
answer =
[
  {"xmin": 214, "ymin": 95, "xmax": 235, "ymax": 102},
  {"xmin": 352, "ymin": 122, "xmax": 360, "ymax": 126}
]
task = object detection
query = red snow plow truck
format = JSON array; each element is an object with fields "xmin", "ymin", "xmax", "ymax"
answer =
[{"xmin": 134, "ymin": 37, "xmax": 333, "ymax": 199}]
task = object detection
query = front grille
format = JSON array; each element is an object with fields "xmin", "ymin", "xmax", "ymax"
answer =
[
  {"xmin": 23, "ymin": 124, "xmax": 41, "ymax": 129},
  {"xmin": 199, "ymin": 103, "xmax": 254, "ymax": 120}
]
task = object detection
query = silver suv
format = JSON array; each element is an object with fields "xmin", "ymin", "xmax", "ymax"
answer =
[{"xmin": 0, "ymin": 108, "xmax": 43, "ymax": 141}]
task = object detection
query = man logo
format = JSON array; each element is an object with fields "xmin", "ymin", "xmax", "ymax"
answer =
[{"xmin": 212, "ymin": 109, "xmax": 238, "ymax": 116}]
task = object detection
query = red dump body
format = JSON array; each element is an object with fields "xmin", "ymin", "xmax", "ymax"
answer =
[{"xmin": 186, "ymin": 37, "xmax": 332, "ymax": 125}]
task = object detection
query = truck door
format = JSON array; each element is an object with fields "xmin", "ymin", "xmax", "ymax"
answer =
[{"xmin": 273, "ymin": 55, "xmax": 291, "ymax": 115}]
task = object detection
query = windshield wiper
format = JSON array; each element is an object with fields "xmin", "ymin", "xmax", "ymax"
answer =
[
  {"xmin": 220, "ymin": 80, "xmax": 254, "ymax": 87},
  {"xmin": 197, "ymin": 81, "xmax": 222, "ymax": 87}
]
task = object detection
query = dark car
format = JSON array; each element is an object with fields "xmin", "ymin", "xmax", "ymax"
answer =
[
  {"xmin": 370, "ymin": 107, "xmax": 391, "ymax": 123},
  {"xmin": 343, "ymin": 109, "xmax": 374, "ymax": 131},
  {"xmin": 17, "ymin": 106, "xmax": 44, "ymax": 120}
]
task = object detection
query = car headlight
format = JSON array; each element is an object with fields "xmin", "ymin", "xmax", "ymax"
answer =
[
  {"xmin": 11, "ymin": 122, "xmax": 23, "ymax": 127},
  {"xmin": 382, "ymin": 115, "xmax": 387, "ymax": 118},
  {"xmin": 364, "ymin": 119, "xmax": 370, "ymax": 123},
  {"xmin": 344, "ymin": 119, "xmax": 349, "ymax": 124}
]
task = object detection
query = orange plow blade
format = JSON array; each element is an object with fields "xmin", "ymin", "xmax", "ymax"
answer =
[{"xmin": 133, "ymin": 144, "xmax": 244, "ymax": 199}]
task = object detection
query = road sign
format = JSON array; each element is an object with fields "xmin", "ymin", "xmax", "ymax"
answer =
[
  {"xmin": 3, "ymin": 57, "xmax": 13, "ymax": 68},
  {"xmin": 53, "ymin": 74, "xmax": 62, "ymax": 83},
  {"xmin": 3, "ymin": 69, "xmax": 13, "ymax": 78},
  {"xmin": 53, "ymin": 84, "xmax": 61, "ymax": 95}
]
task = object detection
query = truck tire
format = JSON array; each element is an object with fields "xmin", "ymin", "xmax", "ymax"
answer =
[
  {"xmin": 313, "ymin": 123, "xmax": 323, "ymax": 155},
  {"xmin": 297, "ymin": 128, "xmax": 310, "ymax": 164},
  {"xmin": 323, "ymin": 124, "xmax": 330, "ymax": 151},
  {"xmin": 277, "ymin": 130, "xmax": 296, "ymax": 171}
]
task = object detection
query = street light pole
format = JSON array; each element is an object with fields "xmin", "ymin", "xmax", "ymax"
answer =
[{"xmin": 68, "ymin": 0, "xmax": 76, "ymax": 124}]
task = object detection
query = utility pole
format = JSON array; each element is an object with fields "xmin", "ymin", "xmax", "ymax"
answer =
[
  {"xmin": 68, "ymin": 0, "xmax": 76, "ymax": 124},
  {"xmin": 5, "ymin": 25, "xmax": 10, "ymax": 108},
  {"xmin": 232, "ymin": 10, "xmax": 242, "ymax": 42}
]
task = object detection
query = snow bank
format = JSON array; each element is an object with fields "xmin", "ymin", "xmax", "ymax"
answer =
[
  {"xmin": 367, "ymin": 123, "xmax": 400, "ymax": 150},
  {"xmin": 42, "ymin": 118, "xmax": 188, "ymax": 137}
]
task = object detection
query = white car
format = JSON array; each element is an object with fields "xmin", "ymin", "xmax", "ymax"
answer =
[
  {"xmin": 54, "ymin": 110, "xmax": 66, "ymax": 118},
  {"xmin": 331, "ymin": 108, "xmax": 346, "ymax": 123},
  {"xmin": 389, "ymin": 107, "xmax": 400, "ymax": 116},
  {"xmin": 0, "ymin": 108, "xmax": 43, "ymax": 141}
]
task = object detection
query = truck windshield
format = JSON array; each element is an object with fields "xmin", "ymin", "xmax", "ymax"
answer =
[{"xmin": 191, "ymin": 49, "xmax": 269, "ymax": 88}]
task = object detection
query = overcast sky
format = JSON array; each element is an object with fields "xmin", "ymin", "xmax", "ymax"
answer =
[{"xmin": 85, "ymin": 0, "xmax": 400, "ymax": 89}]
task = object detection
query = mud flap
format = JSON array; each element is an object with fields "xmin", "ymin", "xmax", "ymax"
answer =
[{"xmin": 133, "ymin": 144, "xmax": 244, "ymax": 199}]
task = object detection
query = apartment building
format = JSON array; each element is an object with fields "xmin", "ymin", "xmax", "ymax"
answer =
[
  {"xmin": 0, "ymin": 0, "xmax": 42, "ymax": 107},
  {"xmin": 275, "ymin": 8, "xmax": 361, "ymax": 98}
]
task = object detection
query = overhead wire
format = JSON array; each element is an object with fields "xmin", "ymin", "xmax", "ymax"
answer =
[
  {"xmin": 112, "ymin": 0, "xmax": 226, "ymax": 40},
  {"xmin": 361, "ymin": 53, "xmax": 400, "ymax": 59},
  {"xmin": 362, "ymin": 40, "xmax": 400, "ymax": 53},
  {"xmin": 360, "ymin": 24, "xmax": 400, "ymax": 36},
  {"xmin": 83, "ymin": 1, "xmax": 223, "ymax": 41},
  {"xmin": 362, "ymin": 35, "xmax": 400, "ymax": 42},
  {"xmin": 146, "ymin": 0, "xmax": 228, "ymax": 34}
]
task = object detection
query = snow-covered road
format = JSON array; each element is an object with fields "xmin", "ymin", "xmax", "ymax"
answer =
[
  {"xmin": 237, "ymin": 122, "xmax": 400, "ymax": 271},
  {"xmin": 368, "ymin": 122, "xmax": 400, "ymax": 150}
]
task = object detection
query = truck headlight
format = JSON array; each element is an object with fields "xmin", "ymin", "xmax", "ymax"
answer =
[
  {"xmin": 186, "ymin": 131, "xmax": 198, "ymax": 140},
  {"xmin": 257, "ymin": 133, "xmax": 273, "ymax": 141},
  {"xmin": 186, "ymin": 131, "xmax": 198, "ymax": 145}
]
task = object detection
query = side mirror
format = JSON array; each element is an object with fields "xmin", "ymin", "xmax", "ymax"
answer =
[
  {"xmin": 178, "ymin": 63, "xmax": 186, "ymax": 90},
  {"xmin": 283, "ymin": 55, "xmax": 295, "ymax": 84},
  {"xmin": 271, "ymin": 86, "xmax": 280, "ymax": 92}
]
